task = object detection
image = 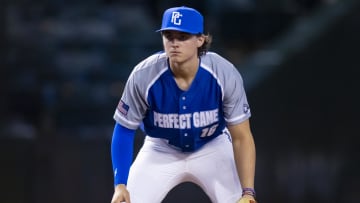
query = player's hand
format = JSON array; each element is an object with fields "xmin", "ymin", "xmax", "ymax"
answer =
[
  {"xmin": 111, "ymin": 184, "xmax": 131, "ymax": 203},
  {"xmin": 237, "ymin": 194, "xmax": 257, "ymax": 203}
]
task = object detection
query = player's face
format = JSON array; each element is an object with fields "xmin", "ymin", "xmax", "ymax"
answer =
[{"xmin": 162, "ymin": 30, "xmax": 204, "ymax": 65}]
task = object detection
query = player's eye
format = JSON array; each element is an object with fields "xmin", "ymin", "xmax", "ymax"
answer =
[
  {"xmin": 178, "ymin": 34, "xmax": 192, "ymax": 41},
  {"xmin": 163, "ymin": 32, "xmax": 173, "ymax": 41}
]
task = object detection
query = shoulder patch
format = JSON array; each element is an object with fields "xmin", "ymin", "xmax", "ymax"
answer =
[
  {"xmin": 243, "ymin": 104, "xmax": 250, "ymax": 114},
  {"xmin": 117, "ymin": 100, "xmax": 130, "ymax": 116}
]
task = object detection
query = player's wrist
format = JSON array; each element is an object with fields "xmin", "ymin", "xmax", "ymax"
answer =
[
  {"xmin": 114, "ymin": 183, "xmax": 126, "ymax": 190},
  {"xmin": 242, "ymin": 187, "xmax": 256, "ymax": 198}
]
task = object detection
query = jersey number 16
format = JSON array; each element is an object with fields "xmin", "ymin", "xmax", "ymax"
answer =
[{"xmin": 200, "ymin": 124, "xmax": 219, "ymax": 137}]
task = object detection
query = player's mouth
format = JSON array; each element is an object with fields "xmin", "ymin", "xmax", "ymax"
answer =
[{"xmin": 169, "ymin": 51, "xmax": 181, "ymax": 56}]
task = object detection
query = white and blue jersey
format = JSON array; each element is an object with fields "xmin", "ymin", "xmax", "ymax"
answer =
[{"xmin": 114, "ymin": 52, "xmax": 251, "ymax": 152}]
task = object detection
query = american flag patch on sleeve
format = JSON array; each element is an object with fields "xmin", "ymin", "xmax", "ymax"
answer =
[{"xmin": 117, "ymin": 100, "xmax": 129, "ymax": 115}]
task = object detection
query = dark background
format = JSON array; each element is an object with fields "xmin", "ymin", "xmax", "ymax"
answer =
[{"xmin": 1, "ymin": 0, "xmax": 359, "ymax": 202}]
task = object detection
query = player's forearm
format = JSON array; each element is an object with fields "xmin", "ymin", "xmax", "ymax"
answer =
[
  {"xmin": 111, "ymin": 123, "xmax": 136, "ymax": 185},
  {"xmin": 232, "ymin": 133, "xmax": 256, "ymax": 189}
]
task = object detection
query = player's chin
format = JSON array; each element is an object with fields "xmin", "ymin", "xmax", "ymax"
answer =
[{"xmin": 168, "ymin": 56, "xmax": 183, "ymax": 63}]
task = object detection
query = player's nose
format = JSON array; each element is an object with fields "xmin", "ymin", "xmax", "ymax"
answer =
[{"xmin": 169, "ymin": 39, "xmax": 180, "ymax": 47}]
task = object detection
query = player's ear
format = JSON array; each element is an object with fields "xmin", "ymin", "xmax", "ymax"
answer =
[{"xmin": 196, "ymin": 34, "xmax": 205, "ymax": 48}]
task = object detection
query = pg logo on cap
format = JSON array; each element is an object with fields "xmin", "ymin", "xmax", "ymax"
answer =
[
  {"xmin": 171, "ymin": 11, "xmax": 183, "ymax": 25},
  {"xmin": 157, "ymin": 6, "xmax": 204, "ymax": 34}
]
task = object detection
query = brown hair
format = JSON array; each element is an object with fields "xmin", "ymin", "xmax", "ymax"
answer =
[{"xmin": 198, "ymin": 33, "xmax": 212, "ymax": 57}]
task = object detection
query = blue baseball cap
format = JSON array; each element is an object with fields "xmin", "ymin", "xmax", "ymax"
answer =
[{"xmin": 157, "ymin": 6, "xmax": 203, "ymax": 34}]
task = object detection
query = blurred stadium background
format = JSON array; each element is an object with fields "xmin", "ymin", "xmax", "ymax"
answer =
[{"xmin": 1, "ymin": 0, "xmax": 359, "ymax": 202}]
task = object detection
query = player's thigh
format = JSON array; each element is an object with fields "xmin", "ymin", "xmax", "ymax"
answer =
[
  {"xmin": 127, "ymin": 146, "xmax": 184, "ymax": 203},
  {"xmin": 189, "ymin": 135, "xmax": 241, "ymax": 202}
]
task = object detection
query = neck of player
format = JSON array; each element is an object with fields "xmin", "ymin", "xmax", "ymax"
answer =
[{"xmin": 170, "ymin": 56, "xmax": 199, "ymax": 91}]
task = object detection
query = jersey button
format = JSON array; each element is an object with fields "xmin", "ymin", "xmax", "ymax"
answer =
[
  {"xmin": 185, "ymin": 145, "xmax": 190, "ymax": 148},
  {"xmin": 183, "ymin": 106, "xmax": 186, "ymax": 110},
  {"xmin": 184, "ymin": 133, "xmax": 188, "ymax": 136},
  {"xmin": 182, "ymin": 96, "xmax": 186, "ymax": 100}
]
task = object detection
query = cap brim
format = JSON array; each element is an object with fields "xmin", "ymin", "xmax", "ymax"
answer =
[{"xmin": 156, "ymin": 27, "xmax": 200, "ymax": 35}]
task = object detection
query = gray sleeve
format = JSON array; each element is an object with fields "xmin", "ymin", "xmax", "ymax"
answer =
[
  {"xmin": 113, "ymin": 53, "xmax": 167, "ymax": 129},
  {"xmin": 222, "ymin": 65, "xmax": 251, "ymax": 125},
  {"xmin": 113, "ymin": 68, "xmax": 148, "ymax": 130}
]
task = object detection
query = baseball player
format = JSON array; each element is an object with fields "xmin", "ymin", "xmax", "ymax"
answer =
[{"xmin": 110, "ymin": 6, "xmax": 257, "ymax": 203}]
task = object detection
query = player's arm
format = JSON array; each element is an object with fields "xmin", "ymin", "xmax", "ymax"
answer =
[
  {"xmin": 111, "ymin": 123, "xmax": 136, "ymax": 203},
  {"xmin": 227, "ymin": 119, "xmax": 257, "ymax": 202}
]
